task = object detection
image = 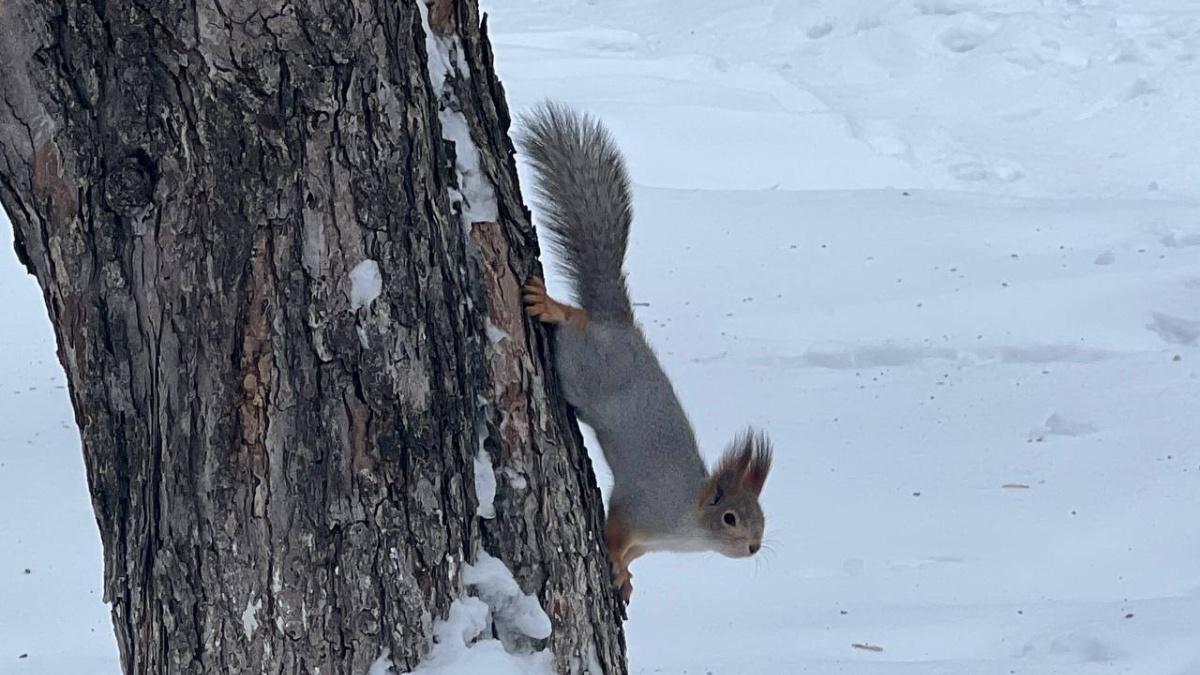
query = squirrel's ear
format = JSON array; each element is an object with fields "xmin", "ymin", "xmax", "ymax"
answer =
[
  {"xmin": 739, "ymin": 429, "xmax": 773, "ymax": 495},
  {"xmin": 704, "ymin": 429, "xmax": 773, "ymax": 504}
]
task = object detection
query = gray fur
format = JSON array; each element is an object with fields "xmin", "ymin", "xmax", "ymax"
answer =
[
  {"xmin": 553, "ymin": 320, "xmax": 711, "ymax": 544},
  {"xmin": 517, "ymin": 102, "xmax": 770, "ymax": 558},
  {"xmin": 516, "ymin": 102, "xmax": 634, "ymax": 324}
]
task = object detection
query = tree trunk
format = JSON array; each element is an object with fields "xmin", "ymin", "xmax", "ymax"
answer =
[{"xmin": 0, "ymin": 0, "xmax": 626, "ymax": 672}]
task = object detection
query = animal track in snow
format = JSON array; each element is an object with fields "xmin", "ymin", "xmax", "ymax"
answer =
[
  {"xmin": 855, "ymin": 120, "xmax": 912, "ymax": 157},
  {"xmin": 1122, "ymin": 77, "xmax": 1160, "ymax": 102},
  {"xmin": 887, "ymin": 555, "xmax": 967, "ymax": 572},
  {"xmin": 1041, "ymin": 412, "xmax": 1097, "ymax": 438},
  {"xmin": 1019, "ymin": 630, "xmax": 1124, "ymax": 663},
  {"xmin": 986, "ymin": 345, "xmax": 1115, "ymax": 365},
  {"xmin": 940, "ymin": 26, "xmax": 994, "ymax": 53},
  {"xmin": 1148, "ymin": 312, "xmax": 1200, "ymax": 345},
  {"xmin": 1003, "ymin": 36, "xmax": 1090, "ymax": 71},
  {"xmin": 1160, "ymin": 232, "xmax": 1200, "ymax": 249},
  {"xmin": 949, "ymin": 160, "xmax": 1026, "ymax": 183},
  {"xmin": 1000, "ymin": 107, "xmax": 1044, "ymax": 122},
  {"xmin": 915, "ymin": 0, "xmax": 965, "ymax": 17},
  {"xmin": 783, "ymin": 344, "xmax": 958, "ymax": 369},
  {"xmin": 806, "ymin": 22, "xmax": 833, "ymax": 39}
]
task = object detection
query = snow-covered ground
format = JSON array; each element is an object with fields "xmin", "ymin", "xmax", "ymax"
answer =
[{"xmin": 3, "ymin": 0, "xmax": 1199, "ymax": 672}]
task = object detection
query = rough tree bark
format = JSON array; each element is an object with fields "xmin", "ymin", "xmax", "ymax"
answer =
[{"xmin": 0, "ymin": 0, "xmax": 627, "ymax": 673}]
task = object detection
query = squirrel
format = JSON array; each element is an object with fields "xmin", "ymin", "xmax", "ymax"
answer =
[{"xmin": 516, "ymin": 102, "xmax": 773, "ymax": 603}]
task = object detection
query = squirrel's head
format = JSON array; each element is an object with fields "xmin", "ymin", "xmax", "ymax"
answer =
[{"xmin": 698, "ymin": 429, "xmax": 772, "ymax": 559}]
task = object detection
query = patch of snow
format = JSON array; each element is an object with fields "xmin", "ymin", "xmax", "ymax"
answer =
[
  {"xmin": 349, "ymin": 259, "xmax": 383, "ymax": 310},
  {"xmin": 485, "ymin": 320, "xmax": 510, "ymax": 343},
  {"xmin": 473, "ymin": 449, "xmax": 497, "ymax": 519},
  {"xmin": 462, "ymin": 551, "xmax": 553, "ymax": 642},
  {"xmin": 417, "ymin": 0, "xmax": 499, "ymax": 230},
  {"xmin": 500, "ymin": 467, "xmax": 527, "ymax": 490},
  {"xmin": 368, "ymin": 650, "xmax": 395, "ymax": 675},
  {"xmin": 417, "ymin": 0, "xmax": 455, "ymax": 99},
  {"xmin": 376, "ymin": 596, "xmax": 552, "ymax": 675},
  {"xmin": 242, "ymin": 598, "xmax": 262, "ymax": 639},
  {"xmin": 439, "ymin": 111, "xmax": 499, "ymax": 226}
]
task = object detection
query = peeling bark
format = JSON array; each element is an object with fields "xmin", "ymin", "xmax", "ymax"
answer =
[{"xmin": 0, "ymin": 0, "xmax": 627, "ymax": 673}]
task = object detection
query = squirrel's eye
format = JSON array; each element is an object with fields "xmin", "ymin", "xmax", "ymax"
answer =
[{"xmin": 723, "ymin": 512, "xmax": 737, "ymax": 527}]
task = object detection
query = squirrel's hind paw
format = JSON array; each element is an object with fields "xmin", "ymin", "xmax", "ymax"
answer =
[
  {"xmin": 613, "ymin": 566, "xmax": 634, "ymax": 603},
  {"xmin": 619, "ymin": 578, "xmax": 633, "ymax": 603}
]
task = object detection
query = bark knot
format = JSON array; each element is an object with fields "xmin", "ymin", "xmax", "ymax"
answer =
[{"xmin": 103, "ymin": 153, "xmax": 156, "ymax": 214}]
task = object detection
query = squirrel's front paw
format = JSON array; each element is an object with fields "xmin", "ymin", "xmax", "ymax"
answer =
[
  {"xmin": 522, "ymin": 277, "xmax": 559, "ymax": 323},
  {"xmin": 523, "ymin": 277, "xmax": 588, "ymax": 326}
]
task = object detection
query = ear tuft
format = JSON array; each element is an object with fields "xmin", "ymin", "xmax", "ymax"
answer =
[
  {"xmin": 700, "ymin": 428, "xmax": 774, "ymax": 505},
  {"xmin": 742, "ymin": 429, "xmax": 773, "ymax": 494},
  {"xmin": 711, "ymin": 428, "xmax": 773, "ymax": 496}
]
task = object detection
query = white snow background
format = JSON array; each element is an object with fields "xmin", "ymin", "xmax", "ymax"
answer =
[{"xmin": 3, "ymin": 0, "xmax": 1200, "ymax": 673}]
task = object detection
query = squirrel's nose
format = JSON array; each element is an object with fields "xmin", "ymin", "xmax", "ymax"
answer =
[{"xmin": 748, "ymin": 543, "xmax": 760, "ymax": 555}]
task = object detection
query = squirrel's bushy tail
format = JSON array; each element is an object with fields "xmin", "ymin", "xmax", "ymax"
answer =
[{"xmin": 517, "ymin": 102, "xmax": 634, "ymax": 324}]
